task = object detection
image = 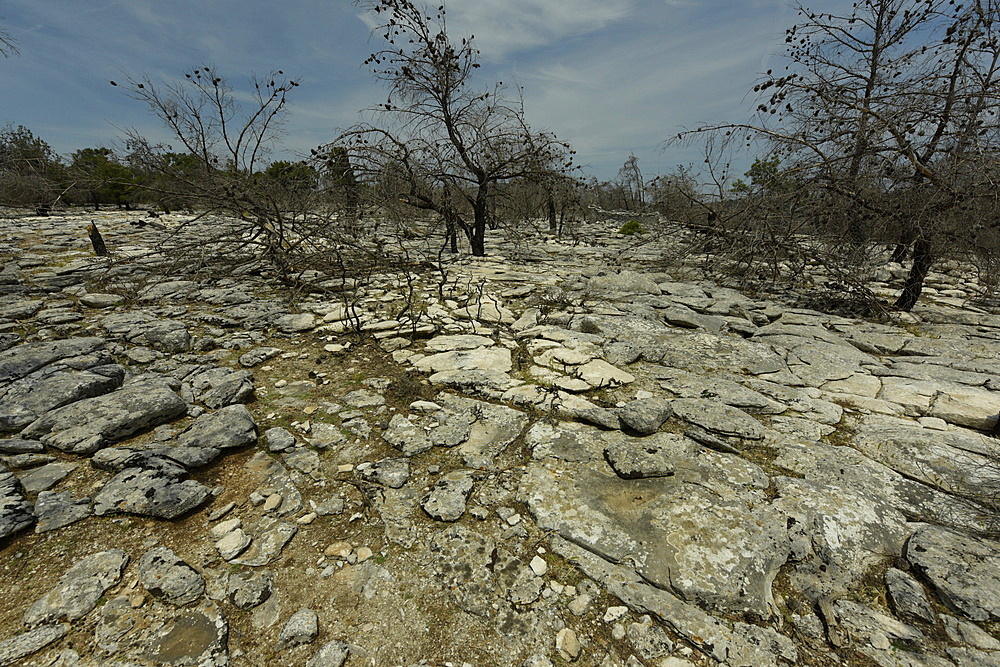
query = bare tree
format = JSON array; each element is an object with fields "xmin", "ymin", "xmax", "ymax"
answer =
[
  {"xmin": 333, "ymin": 0, "xmax": 574, "ymax": 257},
  {"xmin": 679, "ymin": 0, "xmax": 1000, "ymax": 311},
  {"xmin": 113, "ymin": 67, "xmax": 376, "ymax": 279},
  {"xmin": 0, "ymin": 19, "xmax": 18, "ymax": 58}
]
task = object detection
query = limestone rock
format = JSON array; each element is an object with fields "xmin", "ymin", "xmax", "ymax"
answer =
[
  {"xmin": 277, "ymin": 608, "xmax": 319, "ymax": 650},
  {"xmin": 906, "ymin": 524, "xmax": 1000, "ymax": 621},
  {"xmin": 33, "ymin": 491, "xmax": 90, "ymax": 533},
  {"xmin": 0, "ymin": 623, "xmax": 69, "ymax": 666},
  {"xmin": 0, "ymin": 467, "xmax": 34, "ymax": 539},
  {"xmin": 24, "ymin": 550, "xmax": 128, "ymax": 625},
  {"xmin": 138, "ymin": 546, "xmax": 205, "ymax": 606},
  {"xmin": 177, "ymin": 404, "xmax": 257, "ymax": 450},
  {"xmin": 93, "ymin": 467, "xmax": 212, "ymax": 519},
  {"xmin": 422, "ymin": 470, "xmax": 474, "ymax": 522},
  {"xmin": 669, "ymin": 398, "xmax": 765, "ymax": 441},
  {"xmin": 356, "ymin": 457, "xmax": 410, "ymax": 489},
  {"xmin": 22, "ymin": 384, "xmax": 187, "ymax": 454},
  {"xmin": 617, "ymin": 397, "xmax": 673, "ymax": 435},
  {"xmin": 306, "ymin": 641, "xmax": 350, "ymax": 667},
  {"xmin": 228, "ymin": 572, "xmax": 273, "ymax": 609},
  {"xmin": 0, "ymin": 337, "xmax": 105, "ymax": 385},
  {"xmin": 885, "ymin": 567, "xmax": 936, "ymax": 624}
]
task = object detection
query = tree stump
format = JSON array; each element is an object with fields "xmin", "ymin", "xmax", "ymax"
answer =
[{"xmin": 87, "ymin": 223, "xmax": 109, "ymax": 257}]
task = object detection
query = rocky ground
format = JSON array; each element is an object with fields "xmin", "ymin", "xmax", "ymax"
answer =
[{"xmin": 0, "ymin": 209, "xmax": 999, "ymax": 667}]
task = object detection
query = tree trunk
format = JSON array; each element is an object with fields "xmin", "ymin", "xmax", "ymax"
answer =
[
  {"xmin": 470, "ymin": 185, "xmax": 489, "ymax": 256},
  {"xmin": 87, "ymin": 223, "xmax": 108, "ymax": 256},
  {"xmin": 890, "ymin": 228, "xmax": 915, "ymax": 264},
  {"xmin": 445, "ymin": 216, "xmax": 458, "ymax": 253},
  {"xmin": 547, "ymin": 197, "xmax": 557, "ymax": 233},
  {"xmin": 894, "ymin": 237, "xmax": 932, "ymax": 311}
]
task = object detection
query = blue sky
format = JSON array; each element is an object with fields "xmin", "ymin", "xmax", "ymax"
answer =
[{"xmin": 1, "ymin": 0, "xmax": 820, "ymax": 181}]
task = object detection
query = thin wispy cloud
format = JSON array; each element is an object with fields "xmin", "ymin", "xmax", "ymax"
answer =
[{"xmin": 1, "ymin": 0, "xmax": 851, "ymax": 180}]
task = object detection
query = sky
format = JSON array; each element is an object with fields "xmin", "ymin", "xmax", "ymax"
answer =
[{"xmin": 1, "ymin": 0, "xmax": 818, "ymax": 181}]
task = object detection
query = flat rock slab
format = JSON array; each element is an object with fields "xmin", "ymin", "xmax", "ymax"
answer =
[
  {"xmin": 422, "ymin": 470, "xmax": 475, "ymax": 522},
  {"xmin": 0, "ymin": 337, "xmax": 105, "ymax": 385},
  {"xmin": 24, "ymin": 549, "xmax": 128, "ymax": 625},
  {"xmin": 18, "ymin": 463, "xmax": 77, "ymax": 496},
  {"xmin": 669, "ymin": 398, "xmax": 765, "ymax": 441},
  {"xmin": 604, "ymin": 433, "xmax": 693, "ymax": 479},
  {"xmin": 93, "ymin": 468, "xmax": 212, "ymax": 519},
  {"xmin": 0, "ymin": 367, "xmax": 125, "ymax": 433},
  {"xmin": 0, "ymin": 623, "xmax": 69, "ymax": 665},
  {"xmin": 141, "ymin": 603, "xmax": 229, "ymax": 666},
  {"xmin": 0, "ymin": 467, "xmax": 34, "ymax": 539},
  {"xmin": 521, "ymin": 456, "xmax": 785, "ymax": 616},
  {"xmin": 415, "ymin": 348, "xmax": 513, "ymax": 374},
  {"xmin": 906, "ymin": 525, "xmax": 1000, "ymax": 621},
  {"xmin": 423, "ymin": 334, "xmax": 495, "ymax": 352},
  {"xmin": 177, "ymin": 404, "xmax": 257, "ymax": 450},
  {"xmin": 22, "ymin": 384, "xmax": 187, "ymax": 454},
  {"xmin": 654, "ymin": 367, "xmax": 786, "ymax": 414},
  {"xmin": 33, "ymin": 491, "xmax": 90, "ymax": 533},
  {"xmin": 853, "ymin": 418, "xmax": 1000, "ymax": 499},
  {"xmin": 230, "ymin": 521, "xmax": 298, "ymax": 566}
]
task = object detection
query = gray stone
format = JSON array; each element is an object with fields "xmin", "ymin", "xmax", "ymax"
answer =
[
  {"xmin": 0, "ymin": 467, "xmax": 33, "ymax": 538},
  {"xmin": 138, "ymin": 546, "xmax": 205, "ymax": 606},
  {"xmin": 277, "ymin": 608, "xmax": 319, "ymax": 650},
  {"xmin": 283, "ymin": 448, "xmax": 321, "ymax": 476},
  {"xmin": 80, "ymin": 293, "xmax": 124, "ymax": 308},
  {"xmin": 22, "ymin": 384, "xmax": 187, "ymax": 454},
  {"xmin": 383, "ymin": 414, "xmax": 433, "ymax": 456},
  {"xmin": 942, "ymin": 615, "xmax": 1000, "ymax": 650},
  {"xmin": 0, "ymin": 438, "xmax": 43, "ymax": 454},
  {"xmin": 654, "ymin": 367, "xmax": 786, "ymax": 414},
  {"xmin": 23, "ymin": 549, "xmax": 128, "ymax": 625},
  {"xmin": 343, "ymin": 389, "xmax": 385, "ymax": 408},
  {"xmin": 357, "ymin": 457, "xmax": 410, "ymax": 488},
  {"xmin": 228, "ymin": 572, "xmax": 273, "ymax": 609},
  {"xmin": 33, "ymin": 491, "xmax": 90, "ymax": 533},
  {"xmin": 0, "ymin": 337, "xmax": 105, "ymax": 385},
  {"xmin": 669, "ymin": 398, "xmax": 765, "ymax": 441},
  {"xmin": 91, "ymin": 450, "xmax": 187, "ymax": 476},
  {"xmin": 603, "ymin": 434, "xmax": 692, "ymax": 479},
  {"xmin": 306, "ymin": 641, "xmax": 350, "ymax": 667},
  {"xmin": 617, "ymin": 397, "xmax": 673, "ymax": 435},
  {"xmin": 906, "ymin": 524, "xmax": 1000, "ymax": 621},
  {"xmin": 0, "ymin": 367, "xmax": 124, "ymax": 433},
  {"xmin": 421, "ymin": 470, "xmax": 475, "ymax": 522},
  {"xmin": 626, "ymin": 616, "xmax": 674, "ymax": 660},
  {"xmin": 238, "ymin": 346, "xmax": 284, "ymax": 368},
  {"xmin": 886, "ymin": 567, "xmax": 936, "ymax": 624},
  {"xmin": 18, "ymin": 462, "xmax": 78, "ymax": 494},
  {"xmin": 230, "ymin": 521, "xmax": 297, "ymax": 566},
  {"xmin": 275, "ymin": 313, "xmax": 316, "ymax": 333},
  {"xmin": 522, "ymin": 454, "xmax": 783, "ymax": 617},
  {"xmin": 216, "ymin": 528, "xmax": 252, "ymax": 561},
  {"xmin": 0, "ymin": 453, "xmax": 55, "ymax": 469},
  {"xmin": 265, "ymin": 427, "xmax": 296, "ymax": 452},
  {"xmin": 177, "ymin": 404, "xmax": 257, "ymax": 451},
  {"xmin": 142, "ymin": 320, "xmax": 191, "ymax": 352},
  {"xmin": 186, "ymin": 366, "xmax": 255, "ymax": 409},
  {"xmin": 416, "ymin": 347, "xmax": 513, "ymax": 374},
  {"xmin": 0, "ymin": 623, "xmax": 69, "ymax": 666},
  {"xmin": 143, "ymin": 604, "xmax": 229, "ymax": 666},
  {"xmin": 93, "ymin": 468, "xmax": 212, "ymax": 519}
]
